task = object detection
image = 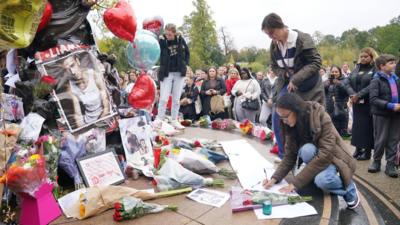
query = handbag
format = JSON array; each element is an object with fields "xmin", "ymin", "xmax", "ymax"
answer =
[
  {"xmin": 241, "ymin": 80, "xmax": 260, "ymax": 111},
  {"xmin": 223, "ymin": 94, "xmax": 232, "ymax": 108},
  {"xmin": 210, "ymin": 95, "xmax": 225, "ymax": 114}
]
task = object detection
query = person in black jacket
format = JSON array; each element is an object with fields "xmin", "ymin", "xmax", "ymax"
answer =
[
  {"xmin": 344, "ymin": 47, "xmax": 376, "ymax": 160},
  {"xmin": 259, "ymin": 70, "xmax": 277, "ymax": 127},
  {"xmin": 200, "ymin": 67, "xmax": 227, "ymax": 120},
  {"xmin": 368, "ymin": 54, "xmax": 400, "ymax": 178},
  {"xmin": 324, "ymin": 65, "xmax": 350, "ymax": 137},
  {"xmin": 180, "ymin": 77, "xmax": 199, "ymax": 121},
  {"xmin": 156, "ymin": 23, "xmax": 190, "ymax": 130}
]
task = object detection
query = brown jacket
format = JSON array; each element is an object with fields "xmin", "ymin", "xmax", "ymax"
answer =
[
  {"xmin": 271, "ymin": 102, "xmax": 356, "ymax": 189},
  {"xmin": 270, "ymin": 30, "xmax": 325, "ymax": 106}
]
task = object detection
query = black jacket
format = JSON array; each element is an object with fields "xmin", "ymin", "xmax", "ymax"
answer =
[
  {"xmin": 180, "ymin": 84, "xmax": 199, "ymax": 119},
  {"xmin": 260, "ymin": 78, "xmax": 276, "ymax": 102},
  {"xmin": 344, "ymin": 63, "xmax": 376, "ymax": 104},
  {"xmin": 158, "ymin": 34, "xmax": 190, "ymax": 81},
  {"xmin": 370, "ymin": 72, "xmax": 400, "ymax": 117},
  {"xmin": 200, "ymin": 78, "xmax": 226, "ymax": 115},
  {"xmin": 324, "ymin": 76, "xmax": 349, "ymax": 118}
]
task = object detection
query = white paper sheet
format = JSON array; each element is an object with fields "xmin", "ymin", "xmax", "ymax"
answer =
[
  {"xmin": 220, "ymin": 140, "xmax": 317, "ymax": 219},
  {"xmin": 254, "ymin": 202, "xmax": 317, "ymax": 219},
  {"xmin": 187, "ymin": 188, "xmax": 230, "ymax": 208},
  {"xmin": 19, "ymin": 113, "xmax": 45, "ymax": 142},
  {"xmin": 58, "ymin": 188, "xmax": 87, "ymax": 218}
]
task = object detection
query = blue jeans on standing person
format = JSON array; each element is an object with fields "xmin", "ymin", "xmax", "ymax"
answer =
[
  {"xmin": 272, "ymin": 85, "xmax": 288, "ymax": 158},
  {"xmin": 157, "ymin": 72, "xmax": 185, "ymax": 121},
  {"xmin": 298, "ymin": 143, "xmax": 357, "ymax": 202}
]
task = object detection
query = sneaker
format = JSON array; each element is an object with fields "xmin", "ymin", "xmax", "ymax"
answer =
[
  {"xmin": 385, "ymin": 163, "xmax": 399, "ymax": 178},
  {"xmin": 346, "ymin": 184, "xmax": 360, "ymax": 210},
  {"xmin": 368, "ymin": 160, "xmax": 381, "ymax": 173},
  {"xmin": 171, "ymin": 120, "xmax": 185, "ymax": 130}
]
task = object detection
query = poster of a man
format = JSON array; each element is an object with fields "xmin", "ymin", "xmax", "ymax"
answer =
[
  {"xmin": 119, "ymin": 116, "xmax": 154, "ymax": 177},
  {"xmin": 36, "ymin": 48, "xmax": 116, "ymax": 132},
  {"xmin": 63, "ymin": 55, "xmax": 110, "ymax": 125}
]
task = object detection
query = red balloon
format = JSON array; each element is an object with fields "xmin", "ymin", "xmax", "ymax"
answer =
[
  {"xmin": 143, "ymin": 16, "xmax": 164, "ymax": 36},
  {"xmin": 104, "ymin": 0, "xmax": 137, "ymax": 42},
  {"xmin": 128, "ymin": 74, "xmax": 156, "ymax": 110},
  {"xmin": 37, "ymin": 2, "xmax": 53, "ymax": 32}
]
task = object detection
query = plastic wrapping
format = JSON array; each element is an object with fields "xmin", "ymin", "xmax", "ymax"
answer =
[
  {"xmin": 5, "ymin": 154, "xmax": 47, "ymax": 196},
  {"xmin": 168, "ymin": 148, "xmax": 219, "ymax": 174},
  {"xmin": 58, "ymin": 134, "xmax": 86, "ymax": 185},
  {"xmin": 198, "ymin": 148, "xmax": 229, "ymax": 164},
  {"xmin": 0, "ymin": 0, "xmax": 47, "ymax": 49},
  {"xmin": 113, "ymin": 196, "xmax": 176, "ymax": 221}
]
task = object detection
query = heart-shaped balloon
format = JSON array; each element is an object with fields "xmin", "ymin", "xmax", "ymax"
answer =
[
  {"xmin": 37, "ymin": 2, "xmax": 53, "ymax": 32},
  {"xmin": 104, "ymin": 0, "xmax": 137, "ymax": 42},
  {"xmin": 128, "ymin": 73, "xmax": 156, "ymax": 110},
  {"xmin": 0, "ymin": 0, "xmax": 47, "ymax": 49},
  {"xmin": 143, "ymin": 16, "xmax": 164, "ymax": 37}
]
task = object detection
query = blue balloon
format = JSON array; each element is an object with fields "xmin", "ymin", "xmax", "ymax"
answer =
[{"xmin": 126, "ymin": 30, "xmax": 160, "ymax": 71}]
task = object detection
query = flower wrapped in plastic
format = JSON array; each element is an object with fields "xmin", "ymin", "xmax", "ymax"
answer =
[
  {"xmin": 211, "ymin": 119, "xmax": 236, "ymax": 130},
  {"xmin": 35, "ymin": 135, "xmax": 60, "ymax": 182},
  {"xmin": 239, "ymin": 119, "xmax": 253, "ymax": 135},
  {"xmin": 251, "ymin": 125, "xmax": 274, "ymax": 141},
  {"xmin": 167, "ymin": 147, "xmax": 236, "ymax": 179},
  {"xmin": 180, "ymin": 119, "xmax": 192, "ymax": 127},
  {"xmin": 113, "ymin": 196, "xmax": 177, "ymax": 221},
  {"xmin": 198, "ymin": 115, "xmax": 211, "ymax": 128},
  {"xmin": 5, "ymin": 154, "xmax": 47, "ymax": 196},
  {"xmin": 153, "ymin": 158, "xmax": 224, "ymax": 192}
]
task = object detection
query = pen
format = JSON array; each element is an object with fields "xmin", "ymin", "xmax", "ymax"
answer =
[{"xmin": 264, "ymin": 168, "xmax": 268, "ymax": 179}]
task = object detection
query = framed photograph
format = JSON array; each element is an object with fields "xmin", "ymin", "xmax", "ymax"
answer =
[{"xmin": 77, "ymin": 150, "xmax": 125, "ymax": 187}]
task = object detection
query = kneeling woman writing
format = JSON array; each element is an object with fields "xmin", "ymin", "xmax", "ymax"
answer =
[{"xmin": 263, "ymin": 93, "xmax": 359, "ymax": 209}]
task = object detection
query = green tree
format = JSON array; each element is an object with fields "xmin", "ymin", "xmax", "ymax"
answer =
[
  {"xmin": 182, "ymin": 0, "xmax": 221, "ymax": 69},
  {"xmin": 97, "ymin": 37, "xmax": 131, "ymax": 72}
]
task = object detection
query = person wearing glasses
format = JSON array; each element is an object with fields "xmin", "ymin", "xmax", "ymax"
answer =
[
  {"xmin": 263, "ymin": 93, "xmax": 359, "ymax": 210},
  {"xmin": 261, "ymin": 13, "xmax": 325, "ymax": 159}
]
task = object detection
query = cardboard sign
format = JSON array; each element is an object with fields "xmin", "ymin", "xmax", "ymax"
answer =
[{"xmin": 77, "ymin": 151, "xmax": 125, "ymax": 187}]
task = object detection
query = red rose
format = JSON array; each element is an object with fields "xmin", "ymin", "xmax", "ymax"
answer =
[
  {"xmin": 194, "ymin": 140, "xmax": 202, "ymax": 148},
  {"xmin": 114, "ymin": 202, "xmax": 122, "ymax": 211},
  {"xmin": 113, "ymin": 211, "xmax": 123, "ymax": 221},
  {"xmin": 40, "ymin": 75, "xmax": 57, "ymax": 85}
]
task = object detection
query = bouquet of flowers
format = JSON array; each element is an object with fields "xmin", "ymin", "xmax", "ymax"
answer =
[
  {"xmin": 3, "ymin": 154, "xmax": 47, "ymax": 196},
  {"xmin": 154, "ymin": 135, "xmax": 170, "ymax": 147},
  {"xmin": 251, "ymin": 125, "xmax": 274, "ymax": 141},
  {"xmin": 153, "ymin": 158, "xmax": 224, "ymax": 192},
  {"xmin": 211, "ymin": 119, "xmax": 236, "ymax": 130},
  {"xmin": 167, "ymin": 147, "xmax": 236, "ymax": 179},
  {"xmin": 113, "ymin": 196, "xmax": 177, "ymax": 221},
  {"xmin": 198, "ymin": 115, "xmax": 211, "ymax": 128},
  {"xmin": 35, "ymin": 135, "xmax": 60, "ymax": 182},
  {"xmin": 180, "ymin": 119, "xmax": 192, "ymax": 127},
  {"xmin": 239, "ymin": 120, "xmax": 253, "ymax": 135}
]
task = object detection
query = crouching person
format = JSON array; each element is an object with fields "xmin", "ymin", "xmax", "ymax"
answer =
[{"xmin": 263, "ymin": 93, "xmax": 359, "ymax": 209}]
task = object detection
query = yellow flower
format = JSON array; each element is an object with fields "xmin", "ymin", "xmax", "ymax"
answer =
[{"xmin": 29, "ymin": 154, "xmax": 40, "ymax": 161}]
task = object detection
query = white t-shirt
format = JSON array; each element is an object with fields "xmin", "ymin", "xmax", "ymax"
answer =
[{"xmin": 70, "ymin": 70, "xmax": 103, "ymax": 124}]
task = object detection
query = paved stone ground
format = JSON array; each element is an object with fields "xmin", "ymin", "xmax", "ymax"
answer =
[{"xmin": 51, "ymin": 127, "xmax": 400, "ymax": 225}]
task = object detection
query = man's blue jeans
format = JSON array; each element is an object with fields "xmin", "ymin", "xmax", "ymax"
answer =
[
  {"xmin": 272, "ymin": 85, "xmax": 288, "ymax": 158},
  {"xmin": 298, "ymin": 143, "xmax": 357, "ymax": 202}
]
